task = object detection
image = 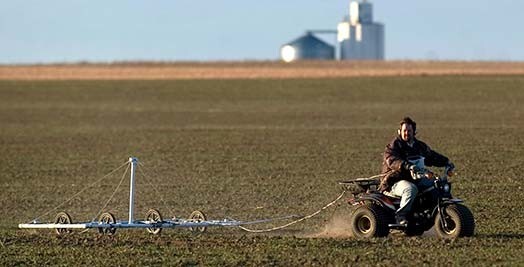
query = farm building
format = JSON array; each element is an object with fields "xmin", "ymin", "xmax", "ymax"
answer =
[
  {"xmin": 338, "ymin": 0, "xmax": 384, "ymax": 60},
  {"xmin": 280, "ymin": 0, "xmax": 384, "ymax": 62},
  {"xmin": 280, "ymin": 32, "xmax": 335, "ymax": 63}
]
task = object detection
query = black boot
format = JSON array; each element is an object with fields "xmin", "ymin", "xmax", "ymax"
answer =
[{"xmin": 395, "ymin": 214, "xmax": 408, "ymax": 226}]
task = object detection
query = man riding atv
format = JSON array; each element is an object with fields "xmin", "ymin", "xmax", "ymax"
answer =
[
  {"xmin": 380, "ymin": 117, "xmax": 455, "ymax": 226},
  {"xmin": 340, "ymin": 116, "xmax": 473, "ymax": 238}
]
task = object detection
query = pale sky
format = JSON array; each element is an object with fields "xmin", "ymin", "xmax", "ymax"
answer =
[{"xmin": 1, "ymin": 0, "xmax": 523, "ymax": 64}]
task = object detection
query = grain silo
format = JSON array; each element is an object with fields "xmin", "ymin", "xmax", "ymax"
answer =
[
  {"xmin": 280, "ymin": 32, "xmax": 335, "ymax": 62},
  {"xmin": 338, "ymin": 0, "xmax": 384, "ymax": 60}
]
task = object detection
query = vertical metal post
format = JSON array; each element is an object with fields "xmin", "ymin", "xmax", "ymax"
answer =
[{"xmin": 128, "ymin": 157, "xmax": 138, "ymax": 224}]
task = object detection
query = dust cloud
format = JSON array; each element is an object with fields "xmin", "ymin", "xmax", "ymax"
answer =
[
  {"xmin": 306, "ymin": 214, "xmax": 353, "ymax": 238},
  {"xmin": 303, "ymin": 213, "xmax": 436, "ymax": 238}
]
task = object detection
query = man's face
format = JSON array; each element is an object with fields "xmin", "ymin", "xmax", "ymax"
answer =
[{"xmin": 400, "ymin": 123, "xmax": 414, "ymax": 142}]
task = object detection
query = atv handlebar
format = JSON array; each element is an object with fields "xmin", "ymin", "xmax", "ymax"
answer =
[{"xmin": 412, "ymin": 166, "xmax": 455, "ymax": 181}]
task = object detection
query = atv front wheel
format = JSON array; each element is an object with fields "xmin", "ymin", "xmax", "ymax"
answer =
[
  {"xmin": 350, "ymin": 204, "xmax": 391, "ymax": 238},
  {"xmin": 434, "ymin": 204, "xmax": 475, "ymax": 239}
]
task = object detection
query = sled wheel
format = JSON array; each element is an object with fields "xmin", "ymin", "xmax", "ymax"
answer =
[
  {"xmin": 350, "ymin": 203, "xmax": 391, "ymax": 238},
  {"xmin": 54, "ymin": 211, "xmax": 73, "ymax": 235},
  {"xmin": 98, "ymin": 212, "xmax": 117, "ymax": 235},
  {"xmin": 434, "ymin": 204, "xmax": 475, "ymax": 239},
  {"xmin": 189, "ymin": 210, "xmax": 207, "ymax": 233},
  {"xmin": 145, "ymin": 208, "xmax": 163, "ymax": 235}
]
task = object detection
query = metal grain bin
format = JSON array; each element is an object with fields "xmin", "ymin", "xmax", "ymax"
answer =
[{"xmin": 280, "ymin": 32, "xmax": 335, "ymax": 62}]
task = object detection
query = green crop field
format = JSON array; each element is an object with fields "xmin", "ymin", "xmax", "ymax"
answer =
[{"xmin": 1, "ymin": 76, "xmax": 524, "ymax": 265}]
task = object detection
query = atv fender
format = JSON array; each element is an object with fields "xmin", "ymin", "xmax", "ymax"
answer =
[
  {"xmin": 441, "ymin": 198, "xmax": 464, "ymax": 204},
  {"xmin": 431, "ymin": 199, "xmax": 464, "ymax": 217},
  {"xmin": 352, "ymin": 194, "xmax": 392, "ymax": 210}
]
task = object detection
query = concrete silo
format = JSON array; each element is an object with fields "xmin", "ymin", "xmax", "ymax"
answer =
[
  {"xmin": 280, "ymin": 32, "xmax": 335, "ymax": 62},
  {"xmin": 338, "ymin": 0, "xmax": 384, "ymax": 60}
]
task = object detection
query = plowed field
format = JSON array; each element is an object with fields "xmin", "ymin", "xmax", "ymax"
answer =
[{"xmin": 1, "ymin": 73, "xmax": 523, "ymax": 265}]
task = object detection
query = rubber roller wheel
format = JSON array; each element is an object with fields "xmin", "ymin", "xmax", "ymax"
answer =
[
  {"xmin": 98, "ymin": 212, "xmax": 117, "ymax": 235},
  {"xmin": 145, "ymin": 208, "xmax": 163, "ymax": 235},
  {"xmin": 189, "ymin": 210, "xmax": 207, "ymax": 233},
  {"xmin": 54, "ymin": 211, "xmax": 73, "ymax": 235}
]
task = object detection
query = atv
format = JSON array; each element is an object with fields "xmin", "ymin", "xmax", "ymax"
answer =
[{"xmin": 339, "ymin": 166, "xmax": 475, "ymax": 239}]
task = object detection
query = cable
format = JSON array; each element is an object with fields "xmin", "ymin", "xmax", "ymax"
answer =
[
  {"xmin": 91, "ymin": 163, "xmax": 130, "ymax": 222},
  {"xmin": 28, "ymin": 160, "xmax": 129, "ymax": 223},
  {"xmin": 239, "ymin": 190, "xmax": 346, "ymax": 233},
  {"xmin": 349, "ymin": 172, "xmax": 389, "ymax": 180},
  {"xmin": 137, "ymin": 162, "xmax": 176, "ymax": 217}
]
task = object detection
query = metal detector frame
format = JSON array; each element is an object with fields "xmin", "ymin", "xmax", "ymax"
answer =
[{"xmin": 18, "ymin": 157, "xmax": 262, "ymax": 232}]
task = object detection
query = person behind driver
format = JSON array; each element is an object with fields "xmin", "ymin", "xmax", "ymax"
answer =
[{"xmin": 379, "ymin": 117, "xmax": 454, "ymax": 226}]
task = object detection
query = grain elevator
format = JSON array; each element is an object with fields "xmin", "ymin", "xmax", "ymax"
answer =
[{"xmin": 280, "ymin": 0, "xmax": 384, "ymax": 62}]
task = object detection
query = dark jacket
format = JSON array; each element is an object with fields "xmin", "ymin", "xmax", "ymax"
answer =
[{"xmin": 379, "ymin": 136, "xmax": 449, "ymax": 191}]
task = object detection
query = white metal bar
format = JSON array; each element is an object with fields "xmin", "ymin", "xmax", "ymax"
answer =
[
  {"xmin": 128, "ymin": 157, "xmax": 137, "ymax": 224},
  {"xmin": 19, "ymin": 216, "xmax": 297, "ymax": 230},
  {"xmin": 19, "ymin": 223, "xmax": 88, "ymax": 229},
  {"xmin": 18, "ymin": 219, "xmax": 247, "ymax": 229}
]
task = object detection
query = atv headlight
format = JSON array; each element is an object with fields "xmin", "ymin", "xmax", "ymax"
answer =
[{"xmin": 443, "ymin": 184, "xmax": 450, "ymax": 193}]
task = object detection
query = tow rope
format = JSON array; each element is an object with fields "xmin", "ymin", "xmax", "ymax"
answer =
[{"xmin": 238, "ymin": 190, "xmax": 346, "ymax": 233}]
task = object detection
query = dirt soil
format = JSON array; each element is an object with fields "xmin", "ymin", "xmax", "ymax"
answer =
[{"xmin": 2, "ymin": 77, "xmax": 524, "ymax": 265}]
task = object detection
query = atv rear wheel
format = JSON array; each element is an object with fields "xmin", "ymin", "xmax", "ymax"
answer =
[
  {"xmin": 350, "ymin": 204, "xmax": 391, "ymax": 238},
  {"xmin": 434, "ymin": 204, "xmax": 475, "ymax": 239}
]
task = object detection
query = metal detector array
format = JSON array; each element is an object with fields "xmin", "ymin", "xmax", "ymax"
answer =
[{"xmin": 18, "ymin": 157, "xmax": 278, "ymax": 235}]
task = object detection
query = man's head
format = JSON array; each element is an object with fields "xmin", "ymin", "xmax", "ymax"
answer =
[{"xmin": 398, "ymin": 117, "xmax": 416, "ymax": 142}]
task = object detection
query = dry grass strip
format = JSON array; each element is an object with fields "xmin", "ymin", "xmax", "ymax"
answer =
[{"xmin": 1, "ymin": 61, "xmax": 524, "ymax": 80}]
